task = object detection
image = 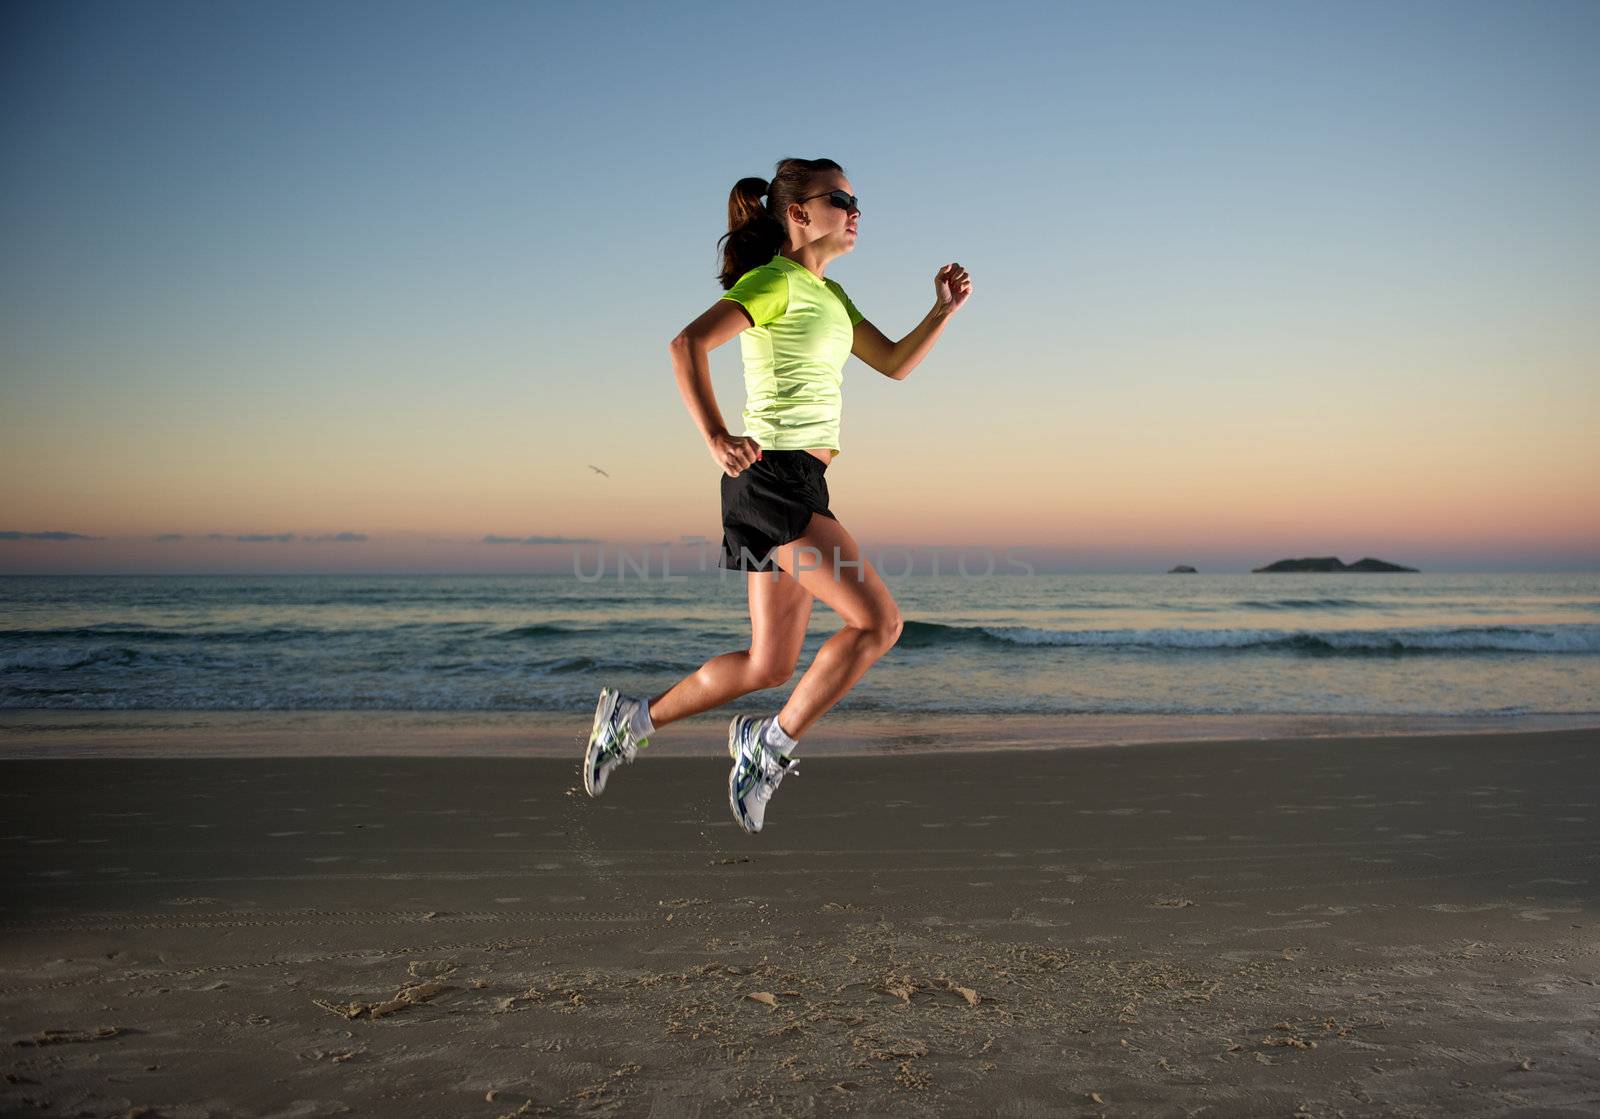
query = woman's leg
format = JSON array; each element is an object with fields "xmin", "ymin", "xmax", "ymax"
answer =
[
  {"xmin": 767, "ymin": 513, "xmax": 903, "ymax": 739},
  {"xmin": 644, "ymin": 566, "xmax": 815, "ymax": 727}
]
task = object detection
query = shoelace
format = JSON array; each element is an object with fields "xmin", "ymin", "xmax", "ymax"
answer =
[
  {"xmin": 758, "ymin": 750, "xmax": 798, "ymax": 789},
  {"xmin": 732, "ymin": 744, "xmax": 796, "ymax": 799},
  {"xmin": 604, "ymin": 712, "xmax": 641, "ymax": 765}
]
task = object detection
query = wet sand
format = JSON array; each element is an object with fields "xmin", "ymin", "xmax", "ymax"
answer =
[{"xmin": 2, "ymin": 725, "xmax": 1597, "ymax": 1116}]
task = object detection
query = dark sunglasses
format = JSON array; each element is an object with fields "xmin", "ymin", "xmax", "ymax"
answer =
[{"xmin": 799, "ymin": 189, "xmax": 860, "ymax": 214}]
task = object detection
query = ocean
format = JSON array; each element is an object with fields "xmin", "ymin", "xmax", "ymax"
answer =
[{"xmin": 2, "ymin": 573, "xmax": 1596, "ymax": 735}]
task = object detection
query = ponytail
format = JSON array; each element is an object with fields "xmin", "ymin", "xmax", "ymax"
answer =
[{"xmin": 716, "ymin": 157, "xmax": 844, "ymax": 290}]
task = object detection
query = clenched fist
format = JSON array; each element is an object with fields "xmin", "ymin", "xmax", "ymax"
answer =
[
  {"xmin": 934, "ymin": 262, "xmax": 973, "ymax": 315},
  {"xmin": 710, "ymin": 432, "xmax": 763, "ymax": 477}
]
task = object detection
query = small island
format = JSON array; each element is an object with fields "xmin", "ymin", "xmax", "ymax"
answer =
[
  {"xmin": 1167, "ymin": 565, "xmax": 1198, "ymax": 573},
  {"xmin": 1252, "ymin": 556, "xmax": 1418, "ymax": 573}
]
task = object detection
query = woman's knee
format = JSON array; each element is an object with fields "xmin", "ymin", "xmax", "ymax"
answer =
[
  {"xmin": 863, "ymin": 608, "xmax": 903, "ymax": 652},
  {"xmin": 747, "ymin": 655, "xmax": 796, "ymax": 690}
]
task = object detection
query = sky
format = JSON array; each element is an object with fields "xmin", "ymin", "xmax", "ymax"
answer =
[{"xmin": 2, "ymin": 0, "xmax": 1596, "ymax": 575}]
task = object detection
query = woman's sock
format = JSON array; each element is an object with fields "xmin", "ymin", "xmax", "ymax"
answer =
[
  {"xmin": 762, "ymin": 715, "xmax": 799, "ymax": 757},
  {"xmin": 628, "ymin": 698, "xmax": 655, "ymax": 742}
]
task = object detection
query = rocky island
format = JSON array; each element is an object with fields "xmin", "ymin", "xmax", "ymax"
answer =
[
  {"xmin": 1167, "ymin": 565, "xmax": 1198, "ymax": 573},
  {"xmin": 1252, "ymin": 556, "xmax": 1418, "ymax": 573}
]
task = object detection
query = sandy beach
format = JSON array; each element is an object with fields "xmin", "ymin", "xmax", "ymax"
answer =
[{"xmin": 2, "ymin": 724, "xmax": 1596, "ymax": 1117}]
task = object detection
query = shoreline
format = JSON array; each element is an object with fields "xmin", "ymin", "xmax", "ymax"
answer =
[{"xmin": 2, "ymin": 708, "xmax": 1597, "ymax": 759}]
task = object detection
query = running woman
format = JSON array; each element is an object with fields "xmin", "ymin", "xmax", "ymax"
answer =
[{"xmin": 583, "ymin": 156, "xmax": 972, "ymax": 833}]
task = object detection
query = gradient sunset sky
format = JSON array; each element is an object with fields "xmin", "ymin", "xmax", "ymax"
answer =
[{"xmin": 2, "ymin": 0, "xmax": 1596, "ymax": 575}]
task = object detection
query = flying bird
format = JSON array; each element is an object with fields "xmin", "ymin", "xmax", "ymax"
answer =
[{"xmin": 588, "ymin": 465, "xmax": 610, "ymax": 478}]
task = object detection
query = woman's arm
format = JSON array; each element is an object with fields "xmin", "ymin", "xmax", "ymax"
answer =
[
  {"xmin": 850, "ymin": 263, "xmax": 972, "ymax": 382},
  {"xmin": 669, "ymin": 300, "xmax": 762, "ymax": 476},
  {"xmin": 851, "ymin": 306, "xmax": 952, "ymax": 382}
]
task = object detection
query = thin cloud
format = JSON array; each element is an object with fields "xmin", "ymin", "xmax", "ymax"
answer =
[
  {"xmin": 158, "ymin": 531, "xmax": 367, "ymax": 542},
  {"xmin": 0, "ymin": 530, "xmax": 99, "ymax": 541},
  {"xmin": 482, "ymin": 533, "xmax": 601, "ymax": 545}
]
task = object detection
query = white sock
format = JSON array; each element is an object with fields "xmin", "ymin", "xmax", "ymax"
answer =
[
  {"xmin": 628, "ymin": 698, "xmax": 655, "ymax": 741},
  {"xmin": 761, "ymin": 715, "xmax": 798, "ymax": 757}
]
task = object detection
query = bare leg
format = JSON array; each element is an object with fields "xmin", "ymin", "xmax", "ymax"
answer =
[
  {"xmin": 644, "ymin": 565, "xmax": 815, "ymax": 727},
  {"xmin": 767, "ymin": 514, "xmax": 903, "ymax": 740}
]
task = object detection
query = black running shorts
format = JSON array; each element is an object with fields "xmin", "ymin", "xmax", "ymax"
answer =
[{"xmin": 718, "ymin": 450, "xmax": 837, "ymax": 572}]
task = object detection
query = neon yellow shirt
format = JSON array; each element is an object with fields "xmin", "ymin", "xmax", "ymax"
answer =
[{"xmin": 719, "ymin": 253, "xmax": 864, "ymax": 457}]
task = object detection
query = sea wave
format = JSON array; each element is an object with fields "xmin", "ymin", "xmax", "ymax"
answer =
[
  {"xmin": 0, "ymin": 622, "xmax": 481, "ymax": 645},
  {"xmin": 900, "ymin": 620, "xmax": 1600, "ymax": 654},
  {"xmin": 487, "ymin": 622, "xmax": 586, "ymax": 640},
  {"xmin": 1232, "ymin": 597, "xmax": 1365, "ymax": 610}
]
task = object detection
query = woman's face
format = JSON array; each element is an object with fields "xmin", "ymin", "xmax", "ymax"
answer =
[{"xmin": 793, "ymin": 174, "xmax": 859, "ymax": 253}]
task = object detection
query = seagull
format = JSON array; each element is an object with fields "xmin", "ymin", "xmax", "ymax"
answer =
[{"xmin": 588, "ymin": 465, "xmax": 610, "ymax": 478}]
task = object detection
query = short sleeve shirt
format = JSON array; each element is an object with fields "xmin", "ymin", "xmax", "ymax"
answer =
[{"xmin": 719, "ymin": 253, "xmax": 863, "ymax": 457}]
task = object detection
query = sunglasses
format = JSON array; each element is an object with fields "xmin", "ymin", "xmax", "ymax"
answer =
[{"xmin": 799, "ymin": 189, "xmax": 860, "ymax": 214}]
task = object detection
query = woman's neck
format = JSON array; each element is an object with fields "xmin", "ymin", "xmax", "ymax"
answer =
[{"xmin": 779, "ymin": 245, "xmax": 836, "ymax": 281}]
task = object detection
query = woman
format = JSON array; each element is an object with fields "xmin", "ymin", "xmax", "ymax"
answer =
[{"xmin": 583, "ymin": 156, "xmax": 972, "ymax": 834}]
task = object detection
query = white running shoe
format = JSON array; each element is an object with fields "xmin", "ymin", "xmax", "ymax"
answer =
[
  {"xmin": 727, "ymin": 715, "xmax": 799, "ymax": 834},
  {"xmin": 583, "ymin": 686, "xmax": 649, "ymax": 797}
]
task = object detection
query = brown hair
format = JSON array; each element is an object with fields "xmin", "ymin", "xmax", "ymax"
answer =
[{"xmin": 717, "ymin": 157, "xmax": 844, "ymax": 290}]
